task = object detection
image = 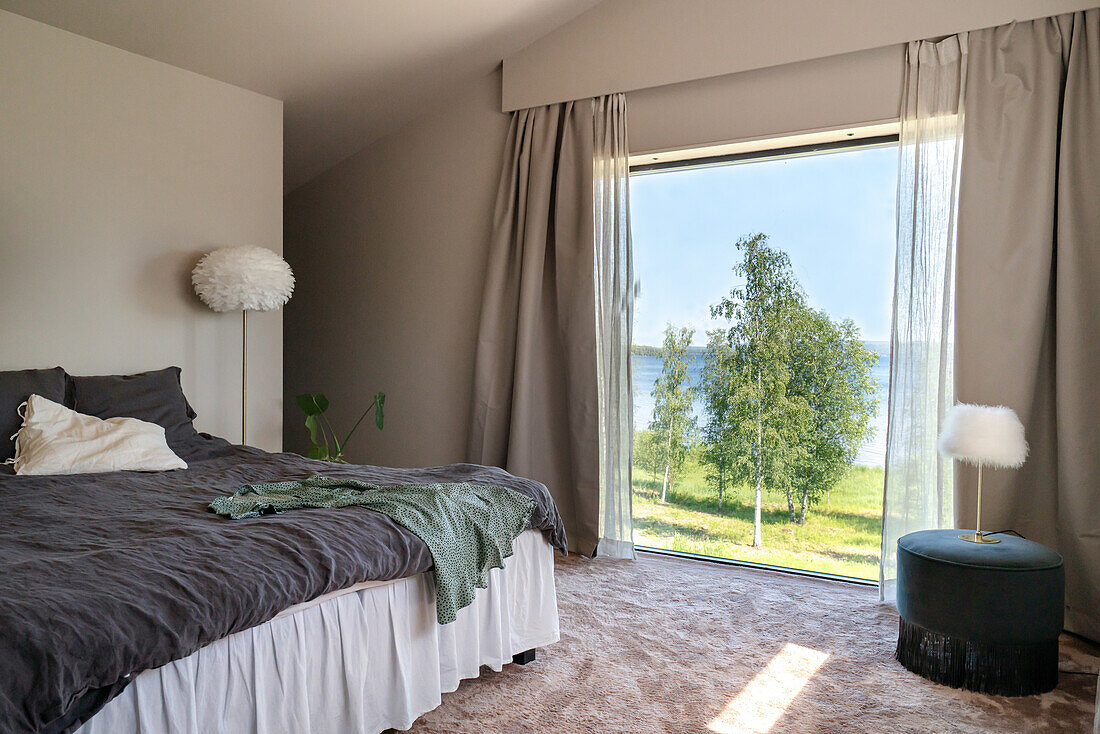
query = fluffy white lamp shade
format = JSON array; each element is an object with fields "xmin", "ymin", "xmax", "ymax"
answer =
[
  {"xmin": 191, "ymin": 246, "xmax": 294, "ymax": 312},
  {"xmin": 191, "ymin": 246, "xmax": 294, "ymax": 446},
  {"xmin": 937, "ymin": 403, "xmax": 1028, "ymax": 468}
]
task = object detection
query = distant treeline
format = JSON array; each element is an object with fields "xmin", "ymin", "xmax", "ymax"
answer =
[
  {"xmin": 631, "ymin": 344, "xmax": 706, "ymax": 357},
  {"xmin": 632, "ymin": 341, "xmax": 888, "ymax": 359}
]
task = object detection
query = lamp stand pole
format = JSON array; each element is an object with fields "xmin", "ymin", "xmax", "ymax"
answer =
[
  {"xmin": 959, "ymin": 462, "xmax": 999, "ymax": 544},
  {"xmin": 242, "ymin": 308, "xmax": 248, "ymax": 446},
  {"xmin": 976, "ymin": 462, "xmax": 983, "ymax": 535}
]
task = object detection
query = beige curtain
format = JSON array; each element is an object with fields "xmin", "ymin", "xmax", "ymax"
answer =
[
  {"xmin": 956, "ymin": 9, "xmax": 1100, "ymax": 641},
  {"xmin": 468, "ymin": 100, "xmax": 601, "ymax": 555}
]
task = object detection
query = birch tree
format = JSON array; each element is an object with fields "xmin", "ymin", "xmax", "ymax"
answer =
[
  {"xmin": 705, "ymin": 233, "xmax": 880, "ymax": 538},
  {"xmin": 700, "ymin": 329, "xmax": 736, "ymax": 510},
  {"xmin": 649, "ymin": 325, "xmax": 696, "ymax": 502},
  {"xmin": 710, "ymin": 234, "xmax": 807, "ymax": 547}
]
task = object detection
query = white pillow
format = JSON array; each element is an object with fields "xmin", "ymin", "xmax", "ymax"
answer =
[{"xmin": 12, "ymin": 394, "xmax": 187, "ymax": 475}]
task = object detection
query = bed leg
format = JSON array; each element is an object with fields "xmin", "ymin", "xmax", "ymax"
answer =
[{"xmin": 512, "ymin": 648, "xmax": 536, "ymax": 665}]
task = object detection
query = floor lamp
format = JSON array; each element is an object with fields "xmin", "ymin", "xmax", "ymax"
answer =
[{"xmin": 192, "ymin": 246, "xmax": 294, "ymax": 445}]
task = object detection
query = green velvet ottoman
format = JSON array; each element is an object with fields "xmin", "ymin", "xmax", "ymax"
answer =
[{"xmin": 895, "ymin": 529, "xmax": 1064, "ymax": 696}]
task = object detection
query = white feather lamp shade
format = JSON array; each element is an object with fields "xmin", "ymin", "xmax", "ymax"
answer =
[
  {"xmin": 937, "ymin": 403, "xmax": 1028, "ymax": 469},
  {"xmin": 191, "ymin": 245, "xmax": 293, "ymax": 446},
  {"xmin": 191, "ymin": 246, "xmax": 294, "ymax": 312}
]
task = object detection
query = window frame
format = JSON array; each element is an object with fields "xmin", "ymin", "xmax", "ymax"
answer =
[
  {"xmin": 627, "ymin": 131, "xmax": 900, "ymax": 586},
  {"xmin": 630, "ymin": 133, "xmax": 899, "ymax": 176}
]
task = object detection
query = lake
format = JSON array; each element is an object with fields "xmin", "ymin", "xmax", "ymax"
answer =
[{"xmin": 632, "ymin": 341, "xmax": 889, "ymax": 468}]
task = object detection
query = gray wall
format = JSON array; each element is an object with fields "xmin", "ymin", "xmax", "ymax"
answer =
[
  {"xmin": 0, "ymin": 11, "xmax": 285, "ymax": 450},
  {"xmin": 283, "ymin": 70, "xmax": 508, "ymax": 466}
]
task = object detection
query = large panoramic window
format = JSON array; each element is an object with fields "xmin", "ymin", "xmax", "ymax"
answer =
[{"xmin": 630, "ymin": 136, "xmax": 898, "ymax": 581}]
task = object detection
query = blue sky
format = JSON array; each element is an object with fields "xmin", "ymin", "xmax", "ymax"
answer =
[{"xmin": 630, "ymin": 144, "xmax": 898, "ymax": 346}]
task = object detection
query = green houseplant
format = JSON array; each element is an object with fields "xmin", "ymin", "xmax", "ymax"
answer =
[{"xmin": 295, "ymin": 391, "xmax": 385, "ymax": 462}]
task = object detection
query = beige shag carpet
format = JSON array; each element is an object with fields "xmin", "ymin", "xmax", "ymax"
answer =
[{"xmin": 400, "ymin": 552, "xmax": 1099, "ymax": 733}]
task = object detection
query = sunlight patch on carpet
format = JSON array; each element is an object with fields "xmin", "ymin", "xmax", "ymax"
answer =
[{"xmin": 707, "ymin": 643, "xmax": 829, "ymax": 734}]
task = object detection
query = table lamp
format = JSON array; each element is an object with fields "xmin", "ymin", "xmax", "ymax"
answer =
[{"xmin": 937, "ymin": 403, "xmax": 1028, "ymax": 544}]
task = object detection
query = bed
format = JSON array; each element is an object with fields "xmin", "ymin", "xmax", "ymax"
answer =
[{"xmin": 0, "ymin": 368, "xmax": 567, "ymax": 734}]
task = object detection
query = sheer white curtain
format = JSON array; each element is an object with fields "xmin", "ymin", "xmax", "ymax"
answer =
[
  {"xmin": 593, "ymin": 94, "xmax": 635, "ymax": 559},
  {"xmin": 880, "ymin": 35, "xmax": 966, "ymax": 601}
]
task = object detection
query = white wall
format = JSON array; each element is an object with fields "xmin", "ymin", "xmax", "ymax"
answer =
[
  {"xmin": 504, "ymin": 0, "xmax": 1099, "ymax": 111},
  {"xmin": 283, "ymin": 70, "xmax": 508, "ymax": 466},
  {"xmin": 0, "ymin": 11, "xmax": 285, "ymax": 450}
]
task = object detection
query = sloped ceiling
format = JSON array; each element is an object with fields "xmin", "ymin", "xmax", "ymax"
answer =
[{"xmin": 0, "ymin": 0, "xmax": 602, "ymax": 191}]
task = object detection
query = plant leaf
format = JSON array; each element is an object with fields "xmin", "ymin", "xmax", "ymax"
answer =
[
  {"xmin": 295, "ymin": 393, "xmax": 317, "ymax": 415},
  {"xmin": 303, "ymin": 414, "xmax": 320, "ymax": 445},
  {"xmin": 295, "ymin": 393, "xmax": 329, "ymax": 416},
  {"xmin": 307, "ymin": 445, "xmax": 327, "ymax": 460},
  {"xmin": 374, "ymin": 392, "xmax": 386, "ymax": 430}
]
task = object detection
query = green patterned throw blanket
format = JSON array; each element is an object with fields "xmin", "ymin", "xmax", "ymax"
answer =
[{"xmin": 209, "ymin": 475, "xmax": 536, "ymax": 624}]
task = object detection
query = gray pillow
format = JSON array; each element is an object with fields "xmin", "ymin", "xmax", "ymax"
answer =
[
  {"xmin": 0, "ymin": 367, "xmax": 70, "ymax": 462},
  {"xmin": 70, "ymin": 367, "xmax": 200, "ymax": 449}
]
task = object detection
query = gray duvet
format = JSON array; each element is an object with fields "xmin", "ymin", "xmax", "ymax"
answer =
[{"xmin": 0, "ymin": 436, "xmax": 566, "ymax": 734}]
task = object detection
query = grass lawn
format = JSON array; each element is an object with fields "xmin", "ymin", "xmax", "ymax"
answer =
[{"xmin": 633, "ymin": 456, "xmax": 885, "ymax": 580}]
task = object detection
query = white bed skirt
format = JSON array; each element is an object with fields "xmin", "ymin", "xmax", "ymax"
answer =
[{"xmin": 78, "ymin": 530, "xmax": 559, "ymax": 734}]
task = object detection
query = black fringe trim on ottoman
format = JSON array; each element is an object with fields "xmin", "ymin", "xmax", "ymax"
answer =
[{"xmin": 895, "ymin": 617, "xmax": 1058, "ymax": 696}]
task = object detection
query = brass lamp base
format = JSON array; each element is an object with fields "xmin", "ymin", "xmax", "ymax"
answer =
[{"xmin": 958, "ymin": 531, "xmax": 1001, "ymax": 544}]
